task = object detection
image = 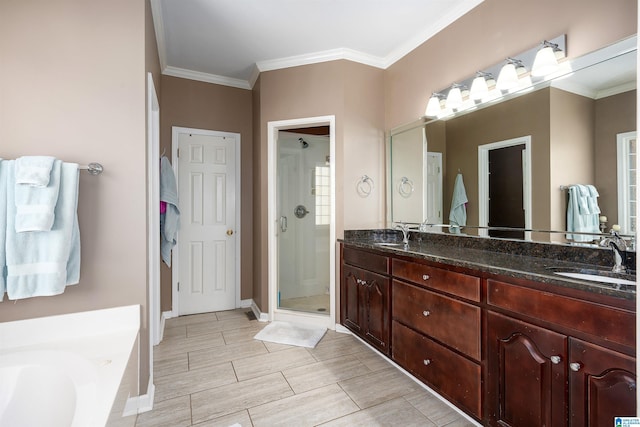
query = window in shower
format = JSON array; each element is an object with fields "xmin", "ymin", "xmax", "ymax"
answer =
[{"xmin": 314, "ymin": 165, "xmax": 330, "ymax": 226}]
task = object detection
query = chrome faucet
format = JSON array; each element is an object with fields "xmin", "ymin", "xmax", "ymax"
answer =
[
  {"xmin": 395, "ymin": 222, "xmax": 411, "ymax": 245},
  {"xmin": 600, "ymin": 230, "xmax": 628, "ymax": 273}
]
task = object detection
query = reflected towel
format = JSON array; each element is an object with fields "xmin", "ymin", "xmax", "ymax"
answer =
[
  {"xmin": 586, "ymin": 185, "xmax": 601, "ymax": 214},
  {"xmin": 566, "ymin": 185, "xmax": 599, "ymax": 242},
  {"xmin": 15, "ymin": 156, "xmax": 55, "ymax": 186},
  {"xmin": 6, "ymin": 161, "xmax": 80, "ymax": 299},
  {"xmin": 160, "ymin": 156, "xmax": 180, "ymax": 267},
  {"xmin": 449, "ymin": 173, "xmax": 468, "ymax": 234},
  {"xmin": 14, "ymin": 159, "xmax": 61, "ymax": 232}
]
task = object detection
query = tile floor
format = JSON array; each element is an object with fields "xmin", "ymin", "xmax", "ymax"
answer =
[
  {"xmin": 279, "ymin": 294, "xmax": 331, "ymax": 314},
  {"xmin": 134, "ymin": 309, "xmax": 477, "ymax": 427}
]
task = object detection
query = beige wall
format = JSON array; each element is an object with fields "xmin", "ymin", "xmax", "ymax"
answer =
[
  {"xmin": 253, "ymin": 60, "xmax": 385, "ymax": 313},
  {"xmin": 385, "ymin": 0, "xmax": 637, "ymax": 129},
  {"xmin": 0, "ymin": 0, "xmax": 154, "ymax": 393},
  {"xmin": 159, "ymin": 75, "xmax": 253, "ymax": 311}
]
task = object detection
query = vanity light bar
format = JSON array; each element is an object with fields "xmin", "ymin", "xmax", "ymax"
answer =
[{"xmin": 425, "ymin": 34, "xmax": 566, "ymax": 118}]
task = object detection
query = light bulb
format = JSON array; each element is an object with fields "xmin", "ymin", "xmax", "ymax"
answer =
[{"xmin": 532, "ymin": 45, "xmax": 560, "ymax": 77}]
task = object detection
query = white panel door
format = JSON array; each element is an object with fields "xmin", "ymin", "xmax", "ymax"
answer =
[
  {"xmin": 426, "ymin": 152, "xmax": 443, "ymax": 224},
  {"xmin": 177, "ymin": 132, "xmax": 236, "ymax": 314}
]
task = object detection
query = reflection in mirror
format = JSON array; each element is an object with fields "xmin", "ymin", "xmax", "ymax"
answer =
[{"xmin": 388, "ymin": 35, "xmax": 637, "ymax": 247}]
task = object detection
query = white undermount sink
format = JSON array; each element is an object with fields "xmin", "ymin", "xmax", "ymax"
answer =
[{"xmin": 554, "ymin": 271, "xmax": 636, "ymax": 286}]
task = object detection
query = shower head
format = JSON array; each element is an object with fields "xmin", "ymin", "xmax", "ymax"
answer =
[{"xmin": 298, "ymin": 138, "xmax": 309, "ymax": 149}]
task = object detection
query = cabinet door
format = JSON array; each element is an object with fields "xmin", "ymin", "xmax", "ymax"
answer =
[
  {"xmin": 364, "ymin": 274, "xmax": 390, "ymax": 354},
  {"xmin": 341, "ymin": 264, "xmax": 365, "ymax": 333},
  {"xmin": 569, "ymin": 338, "xmax": 636, "ymax": 426},
  {"xmin": 486, "ymin": 312, "xmax": 567, "ymax": 427}
]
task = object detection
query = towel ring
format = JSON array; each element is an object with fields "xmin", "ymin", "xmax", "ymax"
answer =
[
  {"xmin": 398, "ymin": 177, "xmax": 414, "ymax": 198},
  {"xmin": 356, "ymin": 175, "xmax": 374, "ymax": 197}
]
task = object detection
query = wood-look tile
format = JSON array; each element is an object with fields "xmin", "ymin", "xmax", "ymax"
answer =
[
  {"xmin": 154, "ymin": 331, "xmax": 226, "ymax": 361},
  {"xmin": 233, "ymin": 347, "xmax": 316, "ymax": 381},
  {"xmin": 189, "ymin": 340, "xmax": 268, "ymax": 370},
  {"xmin": 338, "ymin": 367, "xmax": 421, "ymax": 409},
  {"xmin": 308, "ymin": 334, "xmax": 368, "ymax": 361},
  {"xmin": 190, "ymin": 372, "xmax": 294, "ymax": 424},
  {"xmin": 215, "ymin": 308, "xmax": 253, "ymax": 321},
  {"xmin": 190, "ymin": 410, "xmax": 253, "ymax": 427},
  {"xmin": 262, "ymin": 340, "xmax": 297, "ymax": 352},
  {"xmin": 153, "ymin": 353, "xmax": 188, "ymax": 378},
  {"xmin": 404, "ymin": 390, "xmax": 468, "ymax": 426},
  {"xmin": 154, "ymin": 362, "xmax": 238, "ymax": 402},
  {"xmin": 165, "ymin": 312, "xmax": 218, "ymax": 328},
  {"xmin": 318, "ymin": 397, "xmax": 437, "ymax": 427},
  {"xmin": 353, "ymin": 348, "xmax": 393, "ymax": 372},
  {"xmin": 222, "ymin": 323, "xmax": 266, "ymax": 344},
  {"xmin": 163, "ymin": 324, "xmax": 187, "ymax": 339},
  {"xmin": 282, "ymin": 354, "xmax": 371, "ymax": 394},
  {"xmin": 249, "ymin": 384, "xmax": 359, "ymax": 427},
  {"xmin": 134, "ymin": 395, "xmax": 191, "ymax": 427},
  {"xmin": 187, "ymin": 316, "xmax": 257, "ymax": 337}
]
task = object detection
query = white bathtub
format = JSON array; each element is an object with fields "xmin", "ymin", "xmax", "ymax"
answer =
[{"xmin": 0, "ymin": 305, "xmax": 140, "ymax": 427}]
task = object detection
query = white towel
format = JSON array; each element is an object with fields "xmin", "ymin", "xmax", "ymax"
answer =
[
  {"xmin": 15, "ymin": 156, "xmax": 55, "ymax": 186},
  {"xmin": 449, "ymin": 173, "xmax": 467, "ymax": 234},
  {"xmin": 5, "ymin": 161, "xmax": 80, "ymax": 299},
  {"xmin": 160, "ymin": 156, "xmax": 180, "ymax": 267},
  {"xmin": 14, "ymin": 159, "xmax": 61, "ymax": 232},
  {"xmin": 0, "ymin": 160, "xmax": 7, "ymax": 300}
]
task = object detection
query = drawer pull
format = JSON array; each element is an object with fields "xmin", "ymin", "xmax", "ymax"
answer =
[
  {"xmin": 423, "ymin": 359, "xmax": 431, "ymax": 366},
  {"xmin": 550, "ymin": 355, "xmax": 562, "ymax": 365},
  {"xmin": 422, "ymin": 274, "xmax": 430, "ymax": 281},
  {"xmin": 569, "ymin": 362, "xmax": 582, "ymax": 372},
  {"xmin": 422, "ymin": 310, "xmax": 431, "ymax": 317}
]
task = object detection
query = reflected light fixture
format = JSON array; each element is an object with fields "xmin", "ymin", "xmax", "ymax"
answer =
[
  {"xmin": 470, "ymin": 71, "xmax": 494, "ymax": 101},
  {"xmin": 446, "ymin": 84, "xmax": 464, "ymax": 110},
  {"xmin": 496, "ymin": 58, "xmax": 525, "ymax": 91},
  {"xmin": 425, "ymin": 92, "xmax": 445, "ymax": 117},
  {"xmin": 531, "ymin": 41, "xmax": 562, "ymax": 77}
]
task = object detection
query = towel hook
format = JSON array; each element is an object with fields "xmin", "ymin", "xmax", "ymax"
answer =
[{"xmin": 356, "ymin": 175, "xmax": 374, "ymax": 197}]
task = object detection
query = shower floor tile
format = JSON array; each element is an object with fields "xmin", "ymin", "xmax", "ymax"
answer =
[
  {"xmin": 133, "ymin": 308, "xmax": 478, "ymax": 427},
  {"xmin": 279, "ymin": 293, "xmax": 330, "ymax": 313}
]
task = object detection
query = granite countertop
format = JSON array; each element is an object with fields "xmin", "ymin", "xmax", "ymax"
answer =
[{"xmin": 340, "ymin": 232, "xmax": 636, "ymax": 301}]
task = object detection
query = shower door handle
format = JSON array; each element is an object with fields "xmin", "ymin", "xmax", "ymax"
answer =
[{"xmin": 280, "ymin": 216, "xmax": 288, "ymax": 232}]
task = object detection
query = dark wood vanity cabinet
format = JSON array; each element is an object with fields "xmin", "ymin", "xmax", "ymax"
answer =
[
  {"xmin": 486, "ymin": 279, "xmax": 637, "ymax": 427},
  {"xmin": 340, "ymin": 247, "xmax": 391, "ymax": 355},
  {"xmin": 339, "ymin": 244, "xmax": 636, "ymax": 426}
]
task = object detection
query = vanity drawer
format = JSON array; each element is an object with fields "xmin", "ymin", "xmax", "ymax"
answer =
[
  {"xmin": 392, "ymin": 321, "xmax": 481, "ymax": 418},
  {"xmin": 392, "ymin": 258, "xmax": 480, "ymax": 301},
  {"xmin": 487, "ymin": 279, "xmax": 635, "ymax": 348},
  {"xmin": 343, "ymin": 246, "xmax": 389, "ymax": 275},
  {"xmin": 393, "ymin": 280, "xmax": 480, "ymax": 360}
]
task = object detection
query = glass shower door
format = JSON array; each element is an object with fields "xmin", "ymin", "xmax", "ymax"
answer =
[{"xmin": 276, "ymin": 131, "xmax": 330, "ymax": 315}]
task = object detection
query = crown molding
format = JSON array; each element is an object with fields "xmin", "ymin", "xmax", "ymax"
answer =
[
  {"xmin": 150, "ymin": 0, "xmax": 167, "ymax": 71},
  {"xmin": 256, "ymin": 47, "xmax": 388, "ymax": 73},
  {"xmin": 163, "ymin": 66, "xmax": 252, "ymax": 90}
]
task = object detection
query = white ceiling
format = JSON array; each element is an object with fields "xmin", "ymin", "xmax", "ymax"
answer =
[{"xmin": 151, "ymin": 0, "xmax": 484, "ymax": 89}]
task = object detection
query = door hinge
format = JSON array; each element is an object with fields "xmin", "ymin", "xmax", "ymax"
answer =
[
  {"xmin": 177, "ymin": 282, "xmax": 180, "ymax": 292},
  {"xmin": 177, "ymin": 148, "xmax": 180, "ymax": 158}
]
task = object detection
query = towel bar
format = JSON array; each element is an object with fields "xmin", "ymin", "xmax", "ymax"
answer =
[{"xmin": 79, "ymin": 163, "xmax": 103, "ymax": 176}]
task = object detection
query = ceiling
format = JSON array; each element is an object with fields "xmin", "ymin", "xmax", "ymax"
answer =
[{"xmin": 151, "ymin": 0, "xmax": 484, "ymax": 89}]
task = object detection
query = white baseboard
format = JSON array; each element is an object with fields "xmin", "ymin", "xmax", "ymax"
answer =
[
  {"xmin": 335, "ymin": 323, "xmax": 352, "ymax": 334},
  {"xmin": 250, "ymin": 301, "xmax": 269, "ymax": 322},
  {"xmin": 239, "ymin": 298, "xmax": 253, "ymax": 308},
  {"xmin": 159, "ymin": 311, "xmax": 173, "ymax": 342},
  {"xmin": 123, "ymin": 380, "xmax": 155, "ymax": 416}
]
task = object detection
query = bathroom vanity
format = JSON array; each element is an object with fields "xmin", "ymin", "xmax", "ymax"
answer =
[{"xmin": 339, "ymin": 232, "xmax": 636, "ymax": 426}]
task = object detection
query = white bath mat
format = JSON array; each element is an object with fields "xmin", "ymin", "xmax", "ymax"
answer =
[{"xmin": 253, "ymin": 321, "xmax": 327, "ymax": 348}]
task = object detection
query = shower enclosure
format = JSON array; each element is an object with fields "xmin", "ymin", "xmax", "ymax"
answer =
[{"xmin": 276, "ymin": 130, "xmax": 330, "ymax": 315}]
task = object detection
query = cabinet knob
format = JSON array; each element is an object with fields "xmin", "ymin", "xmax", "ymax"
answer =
[
  {"xmin": 550, "ymin": 355, "xmax": 562, "ymax": 365},
  {"xmin": 423, "ymin": 359, "xmax": 431, "ymax": 366},
  {"xmin": 569, "ymin": 362, "xmax": 582, "ymax": 372},
  {"xmin": 422, "ymin": 274, "xmax": 430, "ymax": 280},
  {"xmin": 422, "ymin": 310, "xmax": 431, "ymax": 317}
]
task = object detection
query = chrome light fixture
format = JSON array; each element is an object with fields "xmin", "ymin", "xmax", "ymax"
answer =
[
  {"xmin": 496, "ymin": 58, "xmax": 526, "ymax": 91},
  {"xmin": 531, "ymin": 41, "xmax": 562, "ymax": 77}
]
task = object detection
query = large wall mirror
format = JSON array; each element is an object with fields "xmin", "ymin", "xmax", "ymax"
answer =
[{"xmin": 388, "ymin": 35, "xmax": 637, "ymax": 245}]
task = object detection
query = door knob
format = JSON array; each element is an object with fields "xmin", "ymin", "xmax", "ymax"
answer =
[{"xmin": 227, "ymin": 229, "xmax": 234, "ymax": 236}]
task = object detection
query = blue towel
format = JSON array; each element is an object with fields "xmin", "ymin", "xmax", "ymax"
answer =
[
  {"xmin": 576, "ymin": 184, "xmax": 591, "ymax": 214},
  {"xmin": 566, "ymin": 185, "xmax": 599, "ymax": 242},
  {"xmin": 14, "ymin": 158, "xmax": 61, "ymax": 232},
  {"xmin": 449, "ymin": 173, "xmax": 468, "ymax": 234},
  {"xmin": 5, "ymin": 161, "xmax": 80, "ymax": 299},
  {"xmin": 160, "ymin": 156, "xmax": 180, "ymax": 267},
  {"xmin": 586, "ymin": 185, "xmax": 601, "ymax": 214},
  {"xmin": 0, "ymin": 160, "xmax": 7, "ymax": 300}
]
